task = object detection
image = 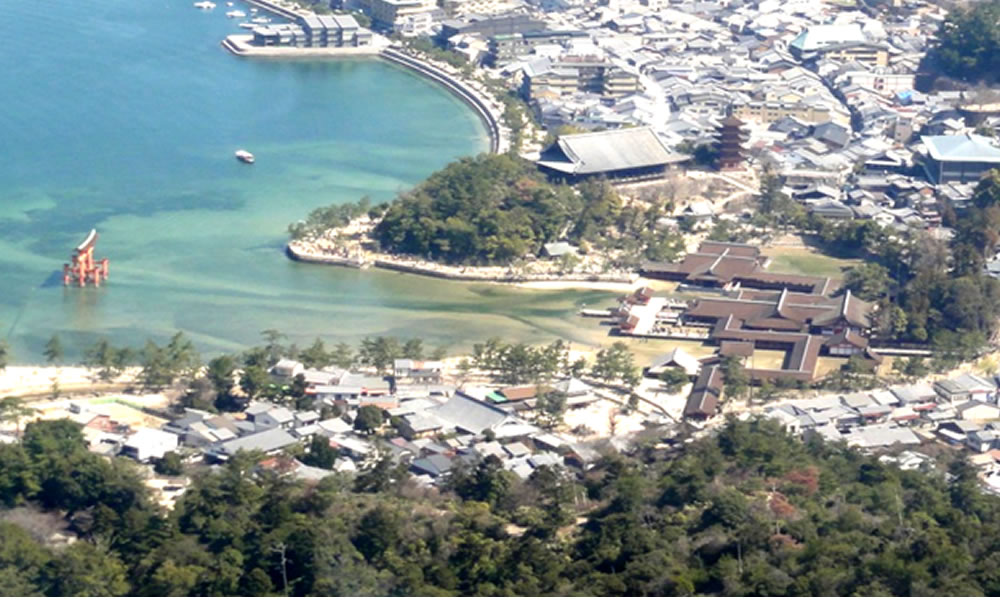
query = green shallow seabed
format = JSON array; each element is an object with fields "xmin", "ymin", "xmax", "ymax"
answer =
[{"xmin": 0, "ymin": 0, "xmax": 626, "ymax": 362}]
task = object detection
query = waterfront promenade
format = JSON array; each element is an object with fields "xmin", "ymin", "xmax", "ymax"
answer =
[{"xmin": 286, "ymin": 239, "xmax": 636, "ymax": 285}]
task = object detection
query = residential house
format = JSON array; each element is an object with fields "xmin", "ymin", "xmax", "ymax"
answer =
[
  {"xmin": 934, "ymin": 374, "xmax": 996, "ymax": 405},
  {"xmin": 844, "ymin": 425, "xmax": 921, "ymax": 449},
  {"xmin": 399, "ymin": 413, "xmax": 448, "ymax": 439},
  {"xmin": 294, "ymin": 410, "xmax": 320, "ymax": 428},
  {"xmin": 393, "ymin": 359, "xmax": 444, "ymax": 384},
  {"xmin": 271, "ymin": 359, "xmax": 304, "ymax": 380},
  {"xmin": 966, "ymin": 429, "xmax": 1000, "ymax": 453},
  {"xmin": 122, "ymin": 429, "xmax": 178, "ymax": 463},
  {"xmin": 411, "ymin": 453, "xmax": 454, "ymax": 478},
  {"xmin": 957, "ymin": 401, "xmax": 1000, "ymax": 422},
  {"xmin": 936, "ymin": 420, "xmax": 982, "ymax": 445},
  {"xmin": 209, "ymin": 428, "xmax": 298, "ymax": 461},
  {"xmin": 429, "ymin": 392, "xmax": 527, "ymax": 436},
  {"xmin": 245, "ymin": 403, "xmax": 295, "ymax": 430},
  {"xmin": 328, "ymin": 434, "xmax": 374, "ymax": 460},
  {"xmin": 890, "ymin": 383, "xmax": 939, "ymax": 410}
]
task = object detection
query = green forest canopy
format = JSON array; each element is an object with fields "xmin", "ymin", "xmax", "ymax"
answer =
[
  {"xmin": 372, "ymin": 154, "xmax": 636, "ymax": 265},
  {"xmin": 2, "ymin": 417, "xmax": 1000, "ymax": 595},
  {"xmin": 925, "ymin": 0, "xmax": 1000, "ymax": 84},
  {"xmin": 375, "ymin": 154, "xmax": 576, "ymax": 264}
]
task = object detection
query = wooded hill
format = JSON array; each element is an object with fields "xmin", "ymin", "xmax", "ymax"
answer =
[
  {"xmin": 922, "ymin": 0, "xmax": 1000, "ymax": 87},
  {"xmin": 371, "ymin": 153, "xmax": 677, "ymax": 266},
  {"xmin": 0, "ymin": 416, "xmax": 997, "ymax": 595}
]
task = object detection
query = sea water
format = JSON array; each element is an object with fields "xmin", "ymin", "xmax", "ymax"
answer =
[{"xmin": 0, "ymin": 0, "xmax": 618, "ymax": 362}]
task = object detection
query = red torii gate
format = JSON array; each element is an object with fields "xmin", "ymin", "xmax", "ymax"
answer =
[{"xmin": 63, "ymin": 229, "xmax": 109, "ymax": 287}]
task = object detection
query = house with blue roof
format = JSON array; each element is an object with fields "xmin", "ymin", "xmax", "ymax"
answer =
[{"xmin": 921, "ymin": 134, "xmax": 1000, "ymax": 184}]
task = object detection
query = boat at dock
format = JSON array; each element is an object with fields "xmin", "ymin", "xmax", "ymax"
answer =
[
  {"xmin": 193, "ymin": 1, "xmax": 216, "ymax": 9},
  {"xmin": 235, "ymin": 149, "xmax": 255, "ymax": 164},
  {"xmin": 226, "ymin": 9, "xmax": 247, "ymax": 18},
  {"xmin": 239, "ymin": 22, "xmax": 255, "ymax": 29},
  {"xmin": 251, "ymin": 16, "xmax": 271, "ymax": 23}
]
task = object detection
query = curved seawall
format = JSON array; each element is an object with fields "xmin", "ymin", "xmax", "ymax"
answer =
[
  {"xmin": 378, "ymin": 48, "xmax": 507, "ymax": 154},
  {"xmin": 223, "ymin": 0, "xmax": 505, "ymax": 153}
]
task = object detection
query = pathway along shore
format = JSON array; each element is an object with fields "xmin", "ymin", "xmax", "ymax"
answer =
[{"xmin": 285, "ymin": 241, "xmax": 637, "ymax": 286}]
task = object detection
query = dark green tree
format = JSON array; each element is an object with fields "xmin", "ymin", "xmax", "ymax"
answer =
[
  {"xmin": 536, "ymin": 389, "xmax": 568, "ymax": 428},
  {"xmin": 154, "ymin": 451, "xmax": 184, "ymax": 476},
  {"xmin": 591, "ymin": 343, "xmax": 640, "ymax": 387},
  {"xmin": 354, "ymin": 405, "xmax": 384, "ymax": 434},
  {"xmin": 329, "ymin": 342, "xmax": 355, "ymax": 369},
  {"xmin": 658, "ymin": 367, "xmax": 689, "ymax": 393},
  {"xmin": 720, "ymin": 355, "xmax": 749, "ymax": 399},
  {"xmin": 301, "ymin": 435, "xmax": 339, "ymax": 470},
  {"xmin": 239, "ymin": 365, "xmax": 271, "ymax": 401},
  {"xmin": 299, "ymin": 337, "xmax": 330, "ymax": 369},
  {"xmin": 43, "ymin": 334, "xmax": 63, "ymax": 365},
  {"xmin": 0, "ymin": 338, "xmax": 8, "ymax": 373},
  {"xmin": 358, "ymin": 337, "xmax": 401, "ymax": 374},
  {"xmin": 842, "ymin": 263, "xmax": 891, "ymax": 301},
  {"xmin": 206, "ymin": 354, "xmax": 237, "ymax": 401},
  {"xmin": 449, "ymin": 456, "xmax": 513, "ymax": 507},
  {"xmin": 0, "ymin": 396, "xmax": 36, "ymax": 438},
  {"xmin": 48, "ymin": 541, "xmax": 130, "ymax": 596},
  {"xmin": 83, "ymin": 338, "xmax": 121, "ymax": 381},
  {"xmin": 402, "ymin": 338, "xmax": 425, "ymax": 360}
]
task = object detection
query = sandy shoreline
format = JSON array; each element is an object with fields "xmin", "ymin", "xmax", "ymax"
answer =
[
  {"xmin": 0, "ymin": 365, "xmax": 138, "ymax": 398},
  {"xmin": 510, "ymin": 279, "xmax": 646, "ymax": 293}
]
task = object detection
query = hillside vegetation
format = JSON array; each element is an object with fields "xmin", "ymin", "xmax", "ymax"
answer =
[
  {"xmin": 1, "ymin": 417, "xmax": 998, "ymax": 595},
  {"xmin": 370, "ymin": 153, "xmax": 680, "ymax": 266},
  {"xmin": 923, "ymin": 0, "xmax": 1000, "ymax": 85}
]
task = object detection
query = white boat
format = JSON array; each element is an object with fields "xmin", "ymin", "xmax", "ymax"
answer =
[
  {"xmin": 251, "ymin": 16, "xmax": 270, "ymax": 23},
  {"xmin": 235, "ymin": 149, "xmax": 255, "ymax": 164},
  {"xmin": 226, "ymin": 9, "xmax": 247, "ymax": 18},
  {"xmin": 226, "ymin": 1, "xmax": 234, "ymax": 5},
  {"xmin": 238, "ymin": 22, "xmax": 255, "ymax": 29},
  {"xmin": 193, "ymin": 1, "xmax": 216, "ymax": 9},
  {"xmin": 250, "ymin": 7, "xmax": 259, "ymax": 13}
]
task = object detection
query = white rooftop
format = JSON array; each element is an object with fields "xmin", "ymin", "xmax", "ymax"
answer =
[{"xmin": 922, "ymin": 134, "xmax": 1000, "ymax": 163}]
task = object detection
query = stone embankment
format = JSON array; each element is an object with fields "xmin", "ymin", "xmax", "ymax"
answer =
[
  {"xmin": 286, "ymin": 241, "xmax": 636, "ymax": 284},
  {"xmin": 377, "ymin": 48, "xmax": 509, "ymax": 154}
]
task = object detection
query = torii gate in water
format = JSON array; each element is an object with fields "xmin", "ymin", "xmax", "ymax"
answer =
[{"xmin": 63, "ymin": 229, "xmax": 109, "ymax": 287}]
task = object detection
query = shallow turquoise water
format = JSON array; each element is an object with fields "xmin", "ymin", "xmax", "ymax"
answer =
[{"xmin": 0, "ymin": 0, "xmax": 616, "ymax": 362}]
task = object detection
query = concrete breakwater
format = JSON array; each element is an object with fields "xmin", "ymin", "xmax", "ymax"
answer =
[{"xmin": 286, "ymin": 242, "xmax": 635, "ymax": 284}]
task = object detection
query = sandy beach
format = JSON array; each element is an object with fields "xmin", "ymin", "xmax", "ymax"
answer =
[
  {"xmin": 0, "ymin": 365, "xmax": 139, "ymax": 398},
  {"xmin": 511, "ymin": 279, "xmax": 648, "ymax": 293}
]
